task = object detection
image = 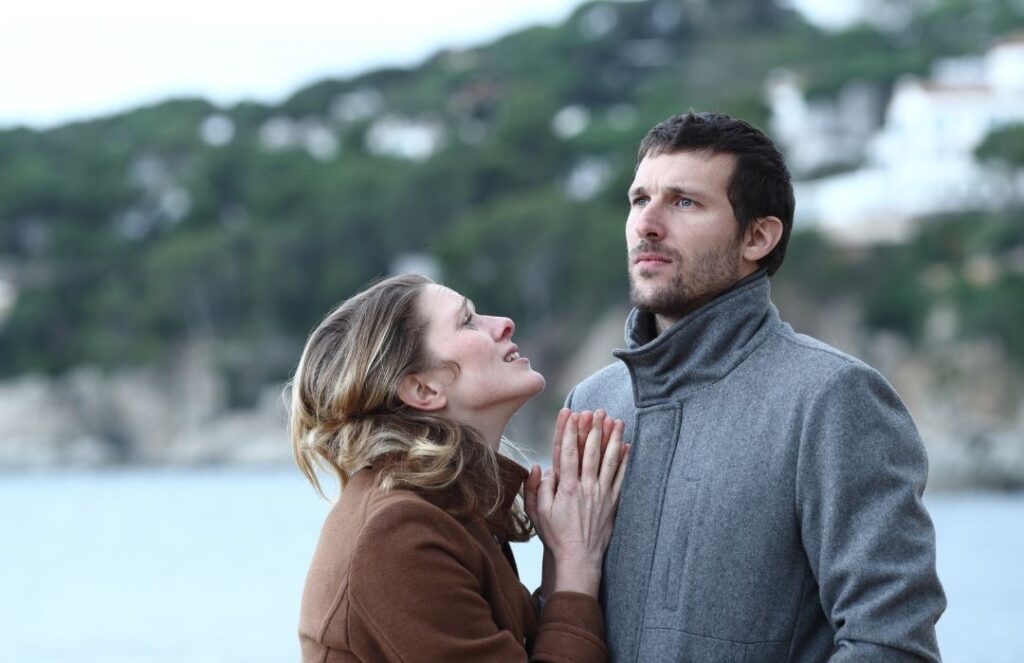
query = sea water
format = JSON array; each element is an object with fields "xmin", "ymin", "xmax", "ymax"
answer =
[{"xmin": 0, "ymin": 469, "xmax": 1019, "ymax": 662}]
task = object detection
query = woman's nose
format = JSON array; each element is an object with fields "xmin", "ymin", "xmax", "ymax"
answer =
[{"xmin": 491, "ymin": 316, "xmax": 515, "ymax": 341}]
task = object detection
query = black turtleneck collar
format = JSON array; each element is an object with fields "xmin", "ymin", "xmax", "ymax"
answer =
[{"xmin": 613, "ymin": 270, "xmax": 780, "ymax": 406}]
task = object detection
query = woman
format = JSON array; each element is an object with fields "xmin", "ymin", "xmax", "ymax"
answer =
[{"xmin": 289, "ymin": 273, "xmax": 629, "ymax": 662}]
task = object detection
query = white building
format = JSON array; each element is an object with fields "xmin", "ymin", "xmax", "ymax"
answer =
[
  {"xmin": 783, "ymin": 34, "xmax": 1024, "ymax": 244},
  {"xmin": 767, "ymin": 70, "xmax": 883, "ymax": 176}
]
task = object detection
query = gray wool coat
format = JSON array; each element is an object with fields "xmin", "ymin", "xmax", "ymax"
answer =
[{"xmin": 567, "ymin": 272, "xmax": 945, "ymax": 662}]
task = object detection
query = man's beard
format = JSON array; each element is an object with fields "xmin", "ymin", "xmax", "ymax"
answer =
[{"xmin": 628, "ymin": 238, "xmax": 742, "ymax": 319}]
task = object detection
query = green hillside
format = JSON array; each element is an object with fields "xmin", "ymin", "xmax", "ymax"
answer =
[{"xmin": 1, "ymin": 0, "xmax": 1022, "ymax": 404}]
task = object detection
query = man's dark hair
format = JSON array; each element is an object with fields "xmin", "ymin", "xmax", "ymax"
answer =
[{"xmin": 637, "ymin": 111, "xmax": 795, "ymax": 276}]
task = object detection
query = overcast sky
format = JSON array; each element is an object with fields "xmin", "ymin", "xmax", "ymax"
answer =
[{"xmin": 0, "ymin": 0, "xmax": 850, "ymax": 129}]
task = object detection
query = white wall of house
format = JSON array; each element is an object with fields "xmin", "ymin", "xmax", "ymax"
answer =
[{"xmin": 777, "ymin": 35, "xmax": 1024, "ymax": 244}]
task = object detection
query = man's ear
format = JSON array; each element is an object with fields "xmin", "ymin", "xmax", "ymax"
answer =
[
  {"xmin": 742, "ymin": 216, "xmax": 784, "ymax": 264},
  {"xmin": 397, "ymin": 371, "xmax": 448, "ymax": 412}
]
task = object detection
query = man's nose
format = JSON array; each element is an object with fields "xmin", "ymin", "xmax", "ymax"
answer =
[{"xmin": 631, "ymin": 204, "xmax": 665, "ymax": 241}]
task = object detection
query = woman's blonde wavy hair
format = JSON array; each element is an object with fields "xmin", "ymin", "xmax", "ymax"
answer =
[{"xmin": 287, "ymin": 273, "xmax": 532, "ymax": 541}]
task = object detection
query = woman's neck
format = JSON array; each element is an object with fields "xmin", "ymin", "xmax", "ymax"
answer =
[{"xmin": 475, "ymin": 417, "xmax": 510, "ymax": 451}]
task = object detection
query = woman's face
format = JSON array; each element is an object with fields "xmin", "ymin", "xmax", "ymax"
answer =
[{"xmin": 417, "ymin": 283, "xmax": 545, "ymax": 422}]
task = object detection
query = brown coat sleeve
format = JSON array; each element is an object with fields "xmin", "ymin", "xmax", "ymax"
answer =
[
  {"xmin": 531, "ymin": 592, "xmax": 607, "ymax": 662},
  {"xmin": 345, "ymin": 499, "xmax": 606, "ymax": 662}
]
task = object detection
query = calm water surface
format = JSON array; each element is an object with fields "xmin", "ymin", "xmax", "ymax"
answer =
[{"xmin": 0, "ymin": 469, "xmax": 1019, "ymax": 662}]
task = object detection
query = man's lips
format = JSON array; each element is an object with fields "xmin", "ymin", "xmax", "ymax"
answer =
[{"xmin": 633, "ymin": 253, "xmax": 672, "ymax": 266}]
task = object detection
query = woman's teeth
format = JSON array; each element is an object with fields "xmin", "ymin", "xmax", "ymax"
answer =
[{"xmin": 505, "ymin": 352, "xmax": 520, "ymax": 362}]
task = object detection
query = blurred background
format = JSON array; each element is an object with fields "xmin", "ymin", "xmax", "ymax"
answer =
[{"xmin": 1, "ymin": 0, "xmax": 1022, "ymax": 660}]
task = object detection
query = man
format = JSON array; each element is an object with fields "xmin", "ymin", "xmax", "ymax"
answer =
[{"xmin": 566, "ymin": 111, "xmax": 945, "ymax": 661}]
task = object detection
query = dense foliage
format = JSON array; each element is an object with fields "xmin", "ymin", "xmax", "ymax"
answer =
[
  {"xmin": 1, "ymin": 0, "xmax": 1023, "ymax": 397},
  {"xmin": 785, "ymin": 212, "xmax": 1024, "ymax": 362}
]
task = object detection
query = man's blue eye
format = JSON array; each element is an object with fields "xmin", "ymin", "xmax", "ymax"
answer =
[{"xmin": 677, "ymin": 198, "xmax": 694, "ymax": 207}]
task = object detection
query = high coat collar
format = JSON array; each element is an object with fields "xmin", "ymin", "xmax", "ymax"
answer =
[
  {"xmin": 362, "ymin": 452, "xmax": 528, "ymax": 537},
  {"xmin": 614, "ymin": 271, "xmax": 780, "ymax": 406},
  {"xmin": 420, "ymin": 454, "xmax": 529, "ymax": 540}
]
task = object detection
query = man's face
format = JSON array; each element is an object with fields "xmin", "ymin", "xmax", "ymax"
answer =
[{"xmin": 626, "ymin": 150, "xmax": 745, "ymax": 323}]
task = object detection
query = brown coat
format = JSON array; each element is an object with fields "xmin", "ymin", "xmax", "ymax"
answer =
[{"xmin": 299, "ymin": 459, "xmax": 607, "ymax": 663}]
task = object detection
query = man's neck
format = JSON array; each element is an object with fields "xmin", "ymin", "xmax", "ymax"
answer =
[
  {"xmin": 652, "ymin": 270, "xmax": 766, "ymax": 336},
  {"xmin": 654, "ymin": 304, "xmax": 700, "ymax": 336}
]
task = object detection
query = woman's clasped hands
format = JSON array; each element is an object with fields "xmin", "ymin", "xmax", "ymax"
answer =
[{"xmin": 524, "ymin": 409, "xmax": 631, "ymax": 599}]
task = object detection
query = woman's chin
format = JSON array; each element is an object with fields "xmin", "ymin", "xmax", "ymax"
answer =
[
  {"xmin": 506, "ymin": 373, "xmax": 546, "ymax": 411},
  {"xmin": 526, "ymin": 370, "xmax": 546, "ymax": 397}
]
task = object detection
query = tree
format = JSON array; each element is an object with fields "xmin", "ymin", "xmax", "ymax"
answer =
[{"xmin": 976, "ymin": 123, "xmax": 1024, "ymax": 201}]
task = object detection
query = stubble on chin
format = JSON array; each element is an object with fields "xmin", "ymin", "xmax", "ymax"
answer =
[
  {"xmin": 629, "ymin": 268, "xmax": 688, "ymax": 315},
  {"xmin": 627, "ymin": 241, "xmax": 688, "ymax": 315},
  {"xmin": 627, "ymin": 241, "xmax": 742, "ymax": 318}
]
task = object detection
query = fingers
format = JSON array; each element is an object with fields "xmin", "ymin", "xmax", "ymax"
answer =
[
  {"xmin": 574, "ymin": 410, "xmax": 593, "ymax": 472},
  {"xmin": 539, "ymin": 467, "xmax": 556, "ymax": 511},
  {"xmin": 524, "ymin": 463, "xmax": 540, "ymax": 519},
  {"xmin": 551, "ymin": 408, "xmax": 571, "ymax": 478},
  {"xmin": 580, "ymin": 410, "xmax": 604, "ymax": 486},
  {"xmin": 578, "ymin": 411, "xmax": 594, "ymax": 440},
  {"xmin": 611, "ymin": 443, "xmax": 631, "ymax": 502},
  {"xmin": 558, "ymin": 408, "xmax": 625, "ymax": 488},
  {"xmin": 559, "ymin": 412, "xmax": 580, "ymax": 489},
  {"xmin": 599, "ymin": 419, "xmax": 624, "ymax": 491},
  {"xmin": 601, "ymin": 413, "xmax": 614, "ymax": 458}
]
